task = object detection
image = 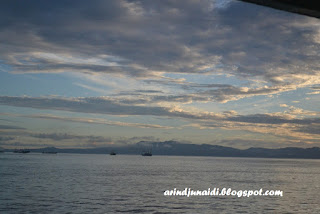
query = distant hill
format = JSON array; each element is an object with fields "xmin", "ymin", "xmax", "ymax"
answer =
[{"xmin": 5, "ymin": 141, "xmax": 320, "ymax": 159}]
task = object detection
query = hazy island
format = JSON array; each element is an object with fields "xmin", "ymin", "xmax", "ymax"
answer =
[{"xmin": 5, "ymin": 141, "xmax": 320, "ymax": 159}]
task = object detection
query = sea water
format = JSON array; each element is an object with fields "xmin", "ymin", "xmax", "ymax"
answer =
[{"xmin": 0, "ymin": 153, "xmax": 319, "ymax": 213}]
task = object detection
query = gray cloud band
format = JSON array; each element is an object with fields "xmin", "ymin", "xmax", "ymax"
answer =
[{"xmin": 1, "ymin": 96, "xmax": 319, "ymax": 126}]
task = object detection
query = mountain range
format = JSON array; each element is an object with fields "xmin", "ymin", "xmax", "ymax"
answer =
[{"xmin": 5, "ymin": 141, "xmax": 320, "ymax": 159}]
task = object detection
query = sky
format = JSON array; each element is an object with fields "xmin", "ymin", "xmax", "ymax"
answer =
[{"xmin": 0, "ymin": 0, "xmax": 319, "ymax": 149}]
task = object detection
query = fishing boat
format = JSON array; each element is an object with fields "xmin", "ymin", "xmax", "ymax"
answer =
[
  {"xmin": 110, "ymin": 151, "xmax": 117, "ymax": 155},
  {"xmin": 141, "ymin": 150, "xmax": 152, "ymax": 156}
]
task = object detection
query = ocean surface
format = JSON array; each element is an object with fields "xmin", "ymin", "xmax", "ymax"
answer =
[{"xmin": 0, "ymin": 153, "xmax": 319, "ymax": 214}]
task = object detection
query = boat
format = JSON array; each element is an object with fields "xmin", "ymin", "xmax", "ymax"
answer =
[
  {"xmin": 13, "ymin": 149, "xmax": 30, "ymax": 153},
  {"xmin": 141, "ymin": 150, "xmax": 152, "ymax": 156},
  {"xmin": 110, "ymin": 151, "xmax": 117, "ymax": 155}
]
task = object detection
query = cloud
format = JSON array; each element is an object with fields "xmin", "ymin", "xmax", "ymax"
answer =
[
  {"xmin": 0, "ymin": 129, "xmax": 117, "ymax": 148},
  {"xmin": 186, "ymin": 109, "xmax": 320, "ymax": 141},
  {"xmin": 0, "ymin": 0, "xmax": 319, "ymax": 103},
  {"xmin": 0, "ymin": 128, "xmax": 161, "ymax": 148},
  {"xmin": 106, "ymin": 81, "xmax": 313, "ymax": 104},
  {"xmin": 0, "ymin": 136, "xmax": 15, "ymax": 141},
  {"xmin": 295, "ymin": 124, "xmax": 320, "ymax": 135},
  {"xmin": 212, "ymin": 138, "xmax": 320, "ymax": 149},
  {"xmin": 30, "ymin": 133, "xmax": 86, "ymax": 141},
  {"xmin": 22, "ymin": 113, "xmax": 173, "ymax": 129},
  {"xmin": 1, "ymin": 0, "xmax": 320, "ymax": 148},
  {"xmin": 0, "ymin": 141, "xmax": 46, "ymax": 147},
  {"xmin": 0, "ymin": 124, "xmax": 25, "ymax": 130},
  {"xmin": 1, "ymin": 96, "xmax": 320, "ymax": 143},
  {"xmin": 0, "ymin": 96, "xmax": 223, "ymax": 120},
  {"xmin": 1, "ymin": 96, "xmax": 319, "ymax": 125},
  {"xmin": 30, "ymin": 133, "xmax": 114, "ymax": 144},
  {"xmin": 307, "ymin": 91, "xmax": 320, "ymax": 95},
  {"xmin": 227, "ymin": 113, "xmax": 320, "ymax": 125},
  {"xmin": 287, "ymin": 106, "xmax": 319, "ymax": 116}
]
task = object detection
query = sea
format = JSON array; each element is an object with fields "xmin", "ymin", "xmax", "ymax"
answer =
[{"xmin": 0, "ymin": 153, "xmax": 319, "ymax": 214}]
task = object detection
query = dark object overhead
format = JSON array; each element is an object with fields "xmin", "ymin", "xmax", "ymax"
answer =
[{"xmin": 239, "ymin": 0, "xmax": 320, "ymax": 18}]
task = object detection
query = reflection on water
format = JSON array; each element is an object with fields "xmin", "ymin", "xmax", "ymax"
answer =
[{"xmin": 0, "ymin": 153, "xmax": 319, "ymax": 213}]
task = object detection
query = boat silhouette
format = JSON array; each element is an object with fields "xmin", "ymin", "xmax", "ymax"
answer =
[
  {"xmin": 141, "ymin": 150, "xmax": 152, "ymax": 156},
  {"xmin": 13, "ymin": 149, "xmax": 30, "ymax": 153}
]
